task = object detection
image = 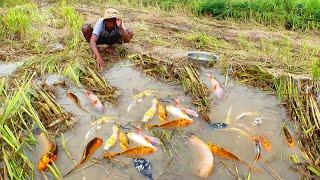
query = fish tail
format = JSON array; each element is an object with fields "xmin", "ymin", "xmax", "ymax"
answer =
[
  {"xmin": 63, "ymin": 163, "xmax": 80, "ymax": 177},
  {"xmin": 254, "ymin": 153, "xmax": 261, "ymax": 163}
]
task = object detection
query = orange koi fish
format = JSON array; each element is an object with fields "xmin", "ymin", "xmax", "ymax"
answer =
[
  {"xmin": 147, "ymin": 118, "xmax": 193, "ymax": 129},
  {"xmin": 156, "ymin": 99, "xmax": 168, "ymax": 122},
  {"xmin": 66, "ymin": 92, "xmax": 89, "ymax": 113},
  {"xmin": 85, "ymin": 90, "xmax": 105, "ymax": 112},
  {"xmin": 206, "ymin": 73, "xmax": 224, "ymax": 98},
  {"xmin": 188, "ymin": 134, "xmax": 213, "ymax": 178},
  {"xmin": 207, "ymin": 142, "xmax": 260, "ymax": 172},
  {"xmin": 259, "ymin": 136, "xmax": 272, "ymax": 152},
  {"xmin": 38, "ymin": 141, "xmax": 58, "ymax": 171},
  {"xmin": 283, "ymin": 125, "xmax": 295, "ymax": 148},
  {"xmin": 119, "ymin": 130, "xmax": 129, "ymax": 151},
  {"xmin": 103, "ymin": 146, "xmax": 156, "ymax": 159},
  {"xmin": 207, "ymin": 142, "xmax": 241, "ymax": 161},
  {"xmin": 64, "ymin": 137, "xmax": 103, "ymax": 177}
]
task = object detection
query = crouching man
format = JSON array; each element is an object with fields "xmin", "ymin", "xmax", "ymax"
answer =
[{"xmin": 82, "ymin": 8, "xmax": 133, "ymax": 69}]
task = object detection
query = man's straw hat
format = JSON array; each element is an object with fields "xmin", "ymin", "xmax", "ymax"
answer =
[{"xmin": 104, "ymin": 8, "xmax": 119, "ymax": 19}]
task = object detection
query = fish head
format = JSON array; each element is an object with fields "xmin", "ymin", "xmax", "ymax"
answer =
[
  {"xmin": 206, "ymin": 73, "xmax": 212, "ymax": 79},
  {"xmin": 94, "ymin": 137, "xmax": 104, "ymax": 146},
  {"xmin": 112, "ymin": 124, "xmax": 120, "ymax": 132}
]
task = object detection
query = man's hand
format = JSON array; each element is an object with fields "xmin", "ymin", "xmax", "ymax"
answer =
[
  {"xmin": 116, "ymin": 18, "xmax": 122, "ymax": 28},
  {"xmin": 96, "ymin": 57, "xmax": 106, "ymax": 70}
]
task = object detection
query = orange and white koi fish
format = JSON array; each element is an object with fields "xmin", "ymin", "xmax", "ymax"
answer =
[
  {"xmin": 166, "ymin": 105, "xmax": 192, "ymax": 120},
  {"xmin": 156, "ymin": 99, "xmax": 168, "ymax": 121},
  {"xmin": 283, "ymin": 125, "xmax": 295, "ymax": 148},
  {"xmin": 206, "ymin": 73, "xmax": 224, "ymax": 98},
  {"xmin": 104, "ymin": 125, "xmax": 119, "ymax": 150},
  {"xmin": 147, "ymin": 118, "xmax": 193, "ymax": 129},
  {"xmin": 38, "ymin": 141, "xmax": 58, "ymax": 171},
  {"xmin": 66, "ymin": 92, "xmax": 89, "ymax": 113},
  {"xmin": 142, "ymin": 98, "xmax": 158, "ymax": 122},
  {"xmin": 119, "ymin": 130, "xmax": 129, "ymax": 151},
  {"xmin": 85, "ymin": 90, "xmax": 105, "ymax": 112},
  {"xmin": 104, "ymin": 146, "xmax": 156, "ymax": 159},
  {"xmin": 253, "ymin": 139, "xmax": 261, "ymax": 162},
  {"xmin": 259, "ymin": 136, "xmax": 272, "ymax": 152},
  {"xmin": 235, "ymin": 112, "xmax": 257, "ymax": 120},
  {"xmin": 127, "ymin": 132, "xmax": 158, "ymax": 150},
  {"xmin": 64, "ymin": 137, "xmax": 103, "ymax": 177},
  {"xmin": 188, "ymin": 134, "xmax": 213, "ymax": 178},
  {"xmin": 173, "ymin": 97, "xmax": 199, "ymax": 117},
  {"xmin": 133, "ymin": 124, "xmax": 161, "ymax": 145}
]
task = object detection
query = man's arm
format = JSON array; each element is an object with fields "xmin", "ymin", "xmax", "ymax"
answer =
[
  {"xmin": 90, "ymin": 35, "xmax": 105, "ymax": 69},
  {"xmin": 116, "ymin": 18, "xmax": 130, "ymax": 43}
]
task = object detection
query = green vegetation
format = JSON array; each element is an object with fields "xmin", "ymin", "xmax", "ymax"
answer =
[{"xmin": 195, "ymin": 0, "xmax": 320, "ymax": 31}]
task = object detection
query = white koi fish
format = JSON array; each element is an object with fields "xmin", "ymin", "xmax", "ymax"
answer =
[
  {"xmin": 127, "ymin": 132, "xmax": 158, "ymax": 151},
  {"xmin": 166, "ymin": 105, "xmax": 192, "ymax": 120},
  {"xmin": 85, "ymin": 90, "xmax": 105, "ymax": 112},
  {"xmin": 206, "ymin": 73, "xmax": 224, "ymax": 98}
]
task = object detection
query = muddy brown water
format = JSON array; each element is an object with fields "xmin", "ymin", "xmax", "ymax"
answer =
[{"xmin": 31, "ymin": 60, "xmax": 302, "ymax": 179}]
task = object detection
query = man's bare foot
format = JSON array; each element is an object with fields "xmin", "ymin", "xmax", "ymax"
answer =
[{"xmin": 106, "ymin": 46, "xmax": 116, "ymax": 56}]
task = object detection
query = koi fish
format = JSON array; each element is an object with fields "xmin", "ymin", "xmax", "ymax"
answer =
[
  {"xmin": 166, "ymin": 105, "xmax": 192, "ymax": 120},
  {"xmin": 91, "ymin": 115, "xmax": 117, "ymax": 127},
  {"xmin": 253, "ymin": 139, "xmax": 261, "ymax": 162},
  {"xmin": 283, "ymin": 125, "xmax": 295, "ymax": 148},
  {"xmin": 104, "ymin": 125, "xmax": 119, "ymax": 150},
  {"xmin": 206, "ymin": 73, "xmax": 224, "ymax": 98},
  {"xmin": 156, "ymin": 99, "xmax": 168, "ymax": 122},
  {"xmin": 132, "ymin": 89, "xmax": 157, "ymax": 100},
  {"xmin": 207, "ymin": 142, "xmax": 241, "ymax": 161},
  {"xmin": 127, "ymin": 132, "xmax": 158, "ymax": 150},
  {"xmin": 133, "ymin": 158, "xmax": 153, "ymax": 180},
  {"xmin": 147, "ymin": 118, "xmax": 193, "ymax": 129},
  {"xmin": 66, "ymin": 92, "xmax": 89, "ymax": 113},
  {"xmin": 119, "ymin": 130, "xmax": 129, "ymax": 151},
  {"xmin": 173, "ymin": 98, "xmax": 198, "ymax": 117},
  {"xmin": 127, "ymin": 98, "xmax": 142, "ymax": 112},
  {"xmin": 188, "ymin": 134, "xmax": 214, "ymax": 178},
  {"xmin": 64, "ymin": 137, "xmax": 103, "ymax": 177},
  {"xmin": 207, "ymin": 142, "xmax": 261, "ymax": 172},
  {"xmin": 133, "ymin": 124, "xmax": 161, "ymax": 145},
  {"xmin": 259, "ymin": 136, "xmax": 272, "ymax": 152},
  {"xmin": 209, "ymin": 122, "xmax": 228, "ymax": 129},
  {"xmin": 142, "ymin": 98, "xmax": 158, "ymax": 122},
  {"xmin": 38, "ymin": 141, "xmax": 58, "ymax": 171},
  {"xmin": 235, "ymin": 112, "xmax": 257, "ymax": 120},
  {"xmin": 85, "ymin": 90, "xmax": 105, "ymax": 112},
  {"xmin": 104, "ymin": 146, "xmax": 156, "ymax": 159}
]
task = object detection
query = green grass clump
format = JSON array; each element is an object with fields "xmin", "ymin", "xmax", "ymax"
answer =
[
  {"xmin": 311, "ymin": 58, "xmax": 320, "ymax": 80},
  {"xmin": 0, "ymin": 0, "xmax": 28, "ymax": 7},
  {"xmin": 1, "ymin": 5, "xmax": 35, "ymax": 40},
  {"xmin": 195, "ymin": 0, "xmax": 320, "ymax": 31},
  {"xmin": 55, "ymin": 1, "xmax": 84, "ymax": 49}
]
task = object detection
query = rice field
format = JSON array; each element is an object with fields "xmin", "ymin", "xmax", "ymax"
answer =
[{"xmin": 0, "ymin": 0, "xmax": 319, "ymax": 179}]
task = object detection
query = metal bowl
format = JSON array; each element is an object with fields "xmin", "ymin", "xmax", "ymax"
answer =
[{"xmin": 187, "ymin": 51, "xmax": 220, "ymax": 65}]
